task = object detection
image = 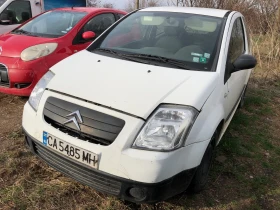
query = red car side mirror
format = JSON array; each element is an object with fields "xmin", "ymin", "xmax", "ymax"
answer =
[{"xmin": 82, "ymin": 31, "xmax": 96, "ymax": 40}]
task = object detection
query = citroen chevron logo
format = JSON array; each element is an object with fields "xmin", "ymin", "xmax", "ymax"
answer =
[{"xmin": 63, "ymin": 110, "xmax": 83, "ymax": 130}]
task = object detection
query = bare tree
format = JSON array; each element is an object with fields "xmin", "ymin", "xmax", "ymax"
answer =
[
  {"xmin": 125, "ymin": 0, "xmax": 161, "ymax": 11},
  {"xmin": 168, "ymin": 0, "xmax": 279, "ymax": 33},
  {"xmin": 125, "ymin": 0, "xmax": 135, "ymax": 12},
  {"xmin": 87, "ymin": 0, "xmax": 100, "ymax": 7},
  {"xmin": 139, "ymin": 0, "xmax": 161, "ymax": 7},
  {"xmin": 87, "ymin": 0, "xmax": 115, "ymax": 8},
  {"xmin": 147, "ymin": 0, "xmax": 160, "ymax": 7},
  {"xmin": 102, "ymin": 3, "xmax": 114, "ymax": 8}
]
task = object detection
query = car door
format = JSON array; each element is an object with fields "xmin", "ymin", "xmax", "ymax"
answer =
[
  {"xmin": 71, "ymin": 12, "xmax": 116, "ymax": 54},
  {"xmin": 0, "ymin": 0, "xmax": 32, "ymax": 34},
  {"xmin": 223, "ymin": 15, "xmax": 249, "ymax": 121}
]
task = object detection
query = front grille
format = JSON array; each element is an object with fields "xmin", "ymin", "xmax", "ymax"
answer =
[
  {"xmin": 0, "ymin": 63, "xmax": 9, "ymax": 87},
  {"xmin": 32, "ymin": 140, "xmax": 122, "ymax": 195},
  {"xmin": 43, "ymin": 97, "xmax": 125, "ymax": 146}
]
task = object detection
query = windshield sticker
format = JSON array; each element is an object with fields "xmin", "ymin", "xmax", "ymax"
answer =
[
  {"xmin": 193, "ymin": 57, "xmax": 200, "ymax": 63},
  {"xmin": 191, "ymin": 52, "xmax": 203, "ymax": 57},
  {"xmin": 204, "ymin": 53, "xmax": 211, "ymax": 59},
  {"xmin": 200, "ymin": 57, "xmax": 207, "ymax": 63},
  {"xmin": 144, "ymin": 16, "xmax": 153, "ymax": 21}
]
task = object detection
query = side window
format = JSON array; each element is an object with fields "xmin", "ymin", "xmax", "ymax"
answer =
[
  {"xmin": 225, "ymin": 17, "xmax": 246, "ymax": 83},
  {"xmin": 84, "ymin": 13, "xmax": 115, "ymax": 37},
  {"xmin": 242, "ymin": 17, "xmax": 250, "ymax": 51},
  {"xmin": 0, "ymin": 1, "xmax": 32, "ymax": 25},
  {"xmin": 228, "ymin": 18, "xmax": 245, "ymax": 63},
  {"xmin": 73, "ymin": 13, "xmax": 115, "ymax": 44}
]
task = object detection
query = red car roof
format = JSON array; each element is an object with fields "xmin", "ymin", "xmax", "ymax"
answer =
[{"xmin": 54, "ymin": 7, "xmax": 127, "ymax": 14}]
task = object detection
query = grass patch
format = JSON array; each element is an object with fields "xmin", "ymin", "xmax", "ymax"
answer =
[
  {"xmin": 8, "ymin": 129, "xmax": 24, "ymax": 140},
  {"xmin": 0, "ymin": 186, "xmax": 28, "ymax": 210},
  {"xmin": 208, "ymin": 84, "xmax": 280, "ymax": 208},
  {"xmin": 0, "ymin": 153, "xmax": 9, "ymax": 162},
  {"xmin": 246, "ymin": 93, "xmax": 269, "ymax": 106},
  {"xmin": 251, "ymin": 176, "xmax": 274, "ymax": 195},
  {"xmin": 275, "ymin": 148, "xmax": 280, "ymax": 156}
]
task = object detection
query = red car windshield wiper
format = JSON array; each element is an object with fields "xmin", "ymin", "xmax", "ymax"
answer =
[{"xmin": 12, "ymin": 29, "xmax": 38, "ymax": 37}]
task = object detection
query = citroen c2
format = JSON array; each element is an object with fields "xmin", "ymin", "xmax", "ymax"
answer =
[{"xmin": 22, "ymin": 7, "xmax": 257, "ymax": 203}]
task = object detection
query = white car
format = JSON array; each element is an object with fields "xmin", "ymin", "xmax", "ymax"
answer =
[{"xmin": 22, "ymin": 7, "xmax": 257, "ymax": 203}]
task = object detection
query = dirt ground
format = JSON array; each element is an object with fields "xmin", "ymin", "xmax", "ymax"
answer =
[{"xmin": 0, "ymin": 81, "xmax": 280, "ymax": 210}]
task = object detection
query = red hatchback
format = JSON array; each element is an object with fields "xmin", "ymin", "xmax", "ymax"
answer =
[{"xmin": 0, "ymin": 7, "xmax": 126, "ymax": 96}]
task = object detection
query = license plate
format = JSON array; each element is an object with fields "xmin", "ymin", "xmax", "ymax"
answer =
[{"xmin": 43, "ymin": 131, "xmax": 99, "ymax": 169}]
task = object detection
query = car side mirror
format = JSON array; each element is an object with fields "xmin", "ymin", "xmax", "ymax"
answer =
[
  {"xmin": 82, "ymin": 31, "xmax": 96, "ymax": 40},
  {"xmin": 231, "ymin": 54, "xmax": 257, "ymax": 73}
]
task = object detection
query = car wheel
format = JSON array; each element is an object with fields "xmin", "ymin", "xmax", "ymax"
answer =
[
  {"xmin": 189, "ymin": 137, "xmax": 215, "ymax": 193},
  {"xmin": 238, "ymin": 86, "xmax": 247, "ymax": 109}
]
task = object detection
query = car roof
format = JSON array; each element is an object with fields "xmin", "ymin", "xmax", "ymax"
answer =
[
  {"xmin": 54, "ymin": 7, "xmax": 126, "ymax": 14},
  {"xmin": 140, "ymin": 7, "xmax": 230, "ymax": 18}
]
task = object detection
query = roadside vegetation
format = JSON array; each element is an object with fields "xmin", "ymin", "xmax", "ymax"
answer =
[{"xmin": 0, "ymin": 0, "xmax": 279, "ymax": 209}]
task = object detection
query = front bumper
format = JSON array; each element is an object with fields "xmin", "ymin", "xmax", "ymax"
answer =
[
  {"xmin": 0, "ymin": 57, "xmax": 49, "ymax": 96},
  {"xmin": 24, "ymin": 130, "xmax": 197, "ymax": 203},
  {"xmin": 22, "ymin": 91, "xmax": 212, "ymax": 203}
]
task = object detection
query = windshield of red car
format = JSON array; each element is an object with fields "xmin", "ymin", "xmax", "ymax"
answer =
[{"xmin": 14, "ymin": 10, "xmax": 87, "ymax": 38}]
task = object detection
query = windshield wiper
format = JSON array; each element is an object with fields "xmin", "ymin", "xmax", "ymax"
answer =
[
  {"xmin": 12, "ymin": 29, "xmax": 38, "ymax": 37},
  {"xmin": 125, "ymin": 54, "xmax": 191, "ymax": 70},
  {"xmin": 94, "ymin": 48, "xmax": 150, "ymax": 65}
]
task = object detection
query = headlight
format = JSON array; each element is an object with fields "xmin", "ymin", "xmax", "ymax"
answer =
[
  {"xmin": 133, "ymin": 105, "xmax": 199, "ymax": 151},
  {"xmin": 21, "ymin": 43, "xmax": 58, "ymax": 61},
  {"xmin": 29, "ymin": 71, "xmax": 55, "ymax": 111}
]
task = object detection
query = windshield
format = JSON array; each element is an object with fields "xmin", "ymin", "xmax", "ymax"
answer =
[
  {"xmin": 13, "ymin": 10, "xmax": 87, "ymax": 38},
  {"xmin": 0, "ymin": 0, "xmax": 6, "ymax": 7},
  {"xmin": 88, "ymin": 11, "xmax": 224, "ymax": 71}
]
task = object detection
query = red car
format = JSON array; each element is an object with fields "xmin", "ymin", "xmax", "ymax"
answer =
[{"xmin": 0, "ymin": 7, "xmax": 126, "ymax": 96}]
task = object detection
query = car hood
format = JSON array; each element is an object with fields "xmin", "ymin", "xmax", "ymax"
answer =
[
  {"xmin": 0, "ymin": 33, "xmax": 55, "ymax": 57},
  {"xmin": 48, "ymin": 50, "xmax": 219, "ymax": 119}
]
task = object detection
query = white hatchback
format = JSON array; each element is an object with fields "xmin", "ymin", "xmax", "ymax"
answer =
[{"xmin": 22, "ymin": 7, "xmax": 257, "ymax": 203}]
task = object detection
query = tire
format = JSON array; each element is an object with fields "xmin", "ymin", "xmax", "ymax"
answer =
[
  {"xmin": 238, "ymin": 86, "xmax": 247, "ymax": 109},
  {"xmin": 189, "ymin": 138, "xmax": 215, "ymax": 193}
]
